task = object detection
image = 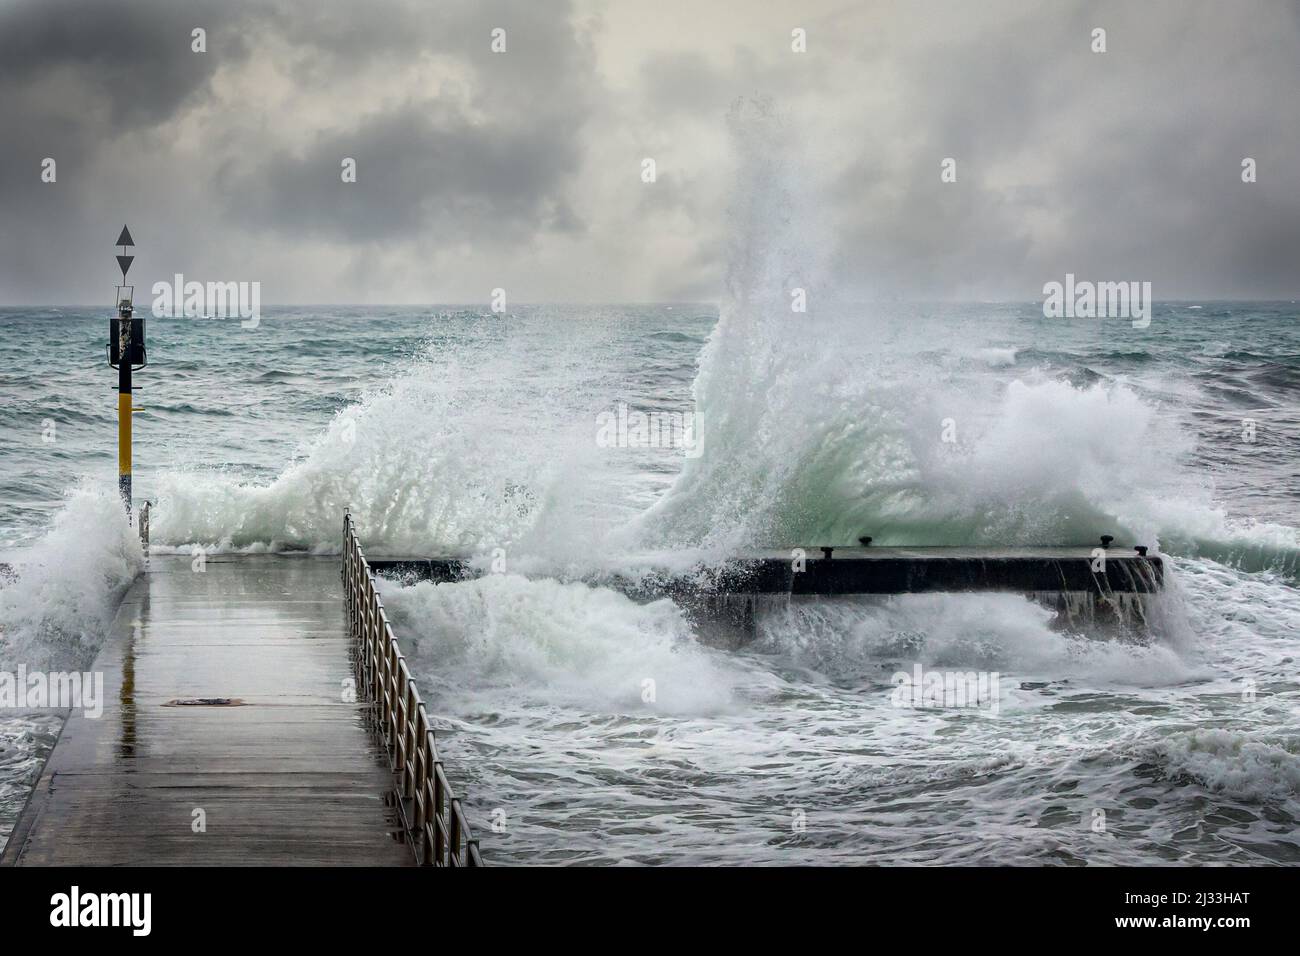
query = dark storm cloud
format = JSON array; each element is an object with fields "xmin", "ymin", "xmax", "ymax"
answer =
[
  {"xmin": 0, "ymin": 0, "xmax": 239, "ymax": 129},
  {"xmin": 222, "ymin": 0, "xmax": 595, "ymax": 243},
  {"xmin": 0, "ymin": 0, "xmax": 598, "ymax": 302},
  {"xmin": 1, "ymin": 0, "xmax": 1298, "ymax": 303},
  {"xmin": 0, "ymin": 0, "xmax": 253, "ymax": 300},
  {"xmin": 0, "ymin": 0, "xmax": 248, "ymax": 197},
  {"xmin": 825, "ymin": 0, "xmax": 1300, "ymax": 299},
  {"xmin": 223, "ymin": 103, "xmax": 586, "ymax": 241}
]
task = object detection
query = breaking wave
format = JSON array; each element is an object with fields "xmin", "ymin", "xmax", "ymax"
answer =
[
  {"xmin": 0, "ymin": 486, "xmax": 142, "ymax": 671},
  {"xmin": 150, "ymin": 330, "xmax": 615, "ymax": 557},
  {"xmin": 1147, "ymin": 729, "xmax": 1300, "ymax": 804},
  {"xmin": 379, "ymin": 573, "xmax": 743, "ymax": 715}
]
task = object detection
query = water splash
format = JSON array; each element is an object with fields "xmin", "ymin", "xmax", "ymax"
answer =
[
  {"xmin": 379, "ymin": 573, "xmax": 744, "ymax": 715},
  {"xmin": 0, "ymin": 485, "xmax": 142, "ymax": 672}
]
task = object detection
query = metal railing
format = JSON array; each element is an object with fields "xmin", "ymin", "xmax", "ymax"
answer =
[{"xmin": 343, "ymin": 511, "xmax": 484, "ymax": 867}]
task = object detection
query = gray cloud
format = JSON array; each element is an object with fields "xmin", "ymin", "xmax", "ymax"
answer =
[
  {"xmin": 0, "ymin": 0, "xmax": 237, "ymax": 129},
  {"xmin": 222, "ymin": 104, "xmax": 588, "ymax": 241},
  {"xmin": 1, "ymin": 0, "xmax": 1298, "ymax": 304},
  {"xmin": 0, "ymin": 0, "xmax": 250, "ymax": 300},
  {"xmin": 824, "ymin": 0, "xmax": 1300, "ymax": 299},
  {"xmin": 220, "ymin": 1, "xmax": 595, "ymax": 245}
]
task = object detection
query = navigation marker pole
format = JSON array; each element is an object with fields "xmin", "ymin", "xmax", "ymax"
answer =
[{"xmin": 107, "ymin": 225, "xmax": 146, "ymax": 516}]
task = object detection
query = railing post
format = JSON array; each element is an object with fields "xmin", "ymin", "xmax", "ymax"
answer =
[
  {"xmin": 405, "ymin": 684, "xmax": 418, "ymax": 798},
  {"xmin": 450, "ymin": 798, "xmax": 464, "ymax": 865},
  {"xmin": 433, "ymin": 761, "xmax": 446, "ymax": 864}
]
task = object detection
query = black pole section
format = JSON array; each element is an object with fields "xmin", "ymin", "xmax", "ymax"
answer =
[{"xmin": 118, "ymin": 320, "xmax": 132, "ymax": 514}]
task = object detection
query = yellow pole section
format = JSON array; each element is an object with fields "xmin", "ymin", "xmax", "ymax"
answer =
[{"xmin": 118, "ymin": 390, "xmax": 132, "ymax": 476}]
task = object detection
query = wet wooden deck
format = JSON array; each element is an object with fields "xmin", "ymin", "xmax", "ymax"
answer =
[{"xmin": 1, "ymin": 554, "xmax": 411, "ymax": 866}]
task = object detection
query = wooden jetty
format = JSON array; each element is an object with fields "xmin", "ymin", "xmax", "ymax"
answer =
[{"xmin": 3, "ymin": 554, "xmax": 412, "ymax": 866}]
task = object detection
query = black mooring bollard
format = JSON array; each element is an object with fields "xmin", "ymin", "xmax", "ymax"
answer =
[
  {"xmin": 858, "ymin": 536, "xmax": 873, "ymax": 547},
  {"xmin": 1134, "ymin": 545, "xmax": 1149, "ymax": 556},
  {"xmin": 1100, "ymin": 535, "xmax": 1114, "ymax": 549},
  {"xmin": 821, "ymin": 547, "xmax": 834, "ymax": 560}
]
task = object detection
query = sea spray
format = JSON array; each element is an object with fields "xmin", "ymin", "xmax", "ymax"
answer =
[
  {"xmin": 0, "ymin": 486, "xmax": 142, "ymax": 672},
  {"xmin": 627, "ymin": 107, "xmax": 1238, "ymax": 562},
  {"xmin": 378, "ymin": 573, "xmax": 743, "ymax": 715},
  {"xmin": 150, "ymin": 317, "xmax": 622, "ymax": 557},
  {"xmin": 750, "ymin": 592, "xmax": 1199, "ymax": 687}
]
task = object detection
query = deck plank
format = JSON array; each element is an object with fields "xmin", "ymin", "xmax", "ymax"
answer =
[{"xmin": 1, "ymin": 555, "xmax": 412, "ymax": 867}]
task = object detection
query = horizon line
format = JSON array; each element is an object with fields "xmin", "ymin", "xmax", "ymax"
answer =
[{"xmin": 2, "ymin": 297, "xmax": 1298, "ymax": 310}]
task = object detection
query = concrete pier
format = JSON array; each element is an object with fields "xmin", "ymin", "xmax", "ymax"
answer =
[
  {"xmin": 369, "ymin": 546, "xmax": 1164, "ymax": 596},
  {"xmin": 1, "ymin": 555, "xmax": 410, "ymax": 866},
  {"xmin": 369, "ymin": 546, "xmax": 1164, "ymax": 647}
]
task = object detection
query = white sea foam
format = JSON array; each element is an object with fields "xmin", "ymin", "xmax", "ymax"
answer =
[
  {"xmin": 151, "ymin": 338, "xmax": 614, "ymax": 557},
  {"xmin": 1149, "ymin": 729, "xmax": 1300, "ymax": 803},
  {"xmin": 973, "ymin": 346, "xmax": 1019, "ymax": 367},
  {"xmin": 597, "ymin": 110, "xmax": 1295, "ymax": 569},
  {"xmin": 0, "ymin": 486, "xmax": 142, "ymax": 671},
  {"xmin": 379, "ymin": 574, "xmax": 743, "ymax": 714},
  {"xmin": 633, "ymin": 276, "xmax": 1214, "ymax": 555},
  {"xmin": 753, "ymin": 592, "xmax": 1199, "ymax": 687},
  {"xmin": 148, "ymin": 306, "xmax": 1295, "ymax": 580}
]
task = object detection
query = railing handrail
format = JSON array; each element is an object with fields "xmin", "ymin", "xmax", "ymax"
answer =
[{"xmin": 342, "ymin": 510, "xmax": 484, "ymax": 867}]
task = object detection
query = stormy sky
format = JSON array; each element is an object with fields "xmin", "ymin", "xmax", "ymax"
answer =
[{"xmin": 2, "ymin": 0, "xmax": 1298, "ymax": 304}]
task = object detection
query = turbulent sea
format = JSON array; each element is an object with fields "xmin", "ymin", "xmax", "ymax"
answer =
[{"xmin": 0, "ymin": 298, "xmax": 1297, "ymax": 864}]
